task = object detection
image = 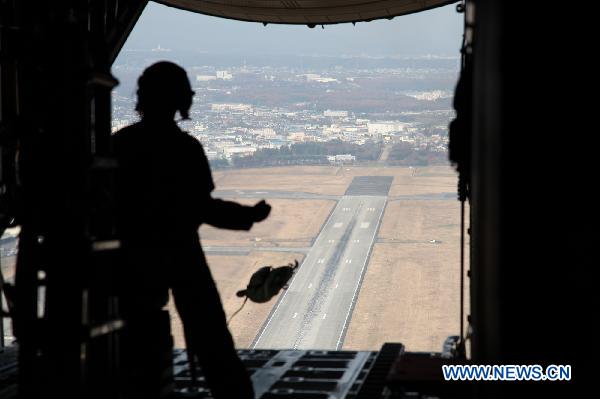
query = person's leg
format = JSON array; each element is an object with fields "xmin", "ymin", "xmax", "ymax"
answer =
[{"xmin": 172, "ymin": 253, "xmax": 254, "ymax": 399}]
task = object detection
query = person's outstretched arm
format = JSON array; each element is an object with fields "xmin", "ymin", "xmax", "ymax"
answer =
[
  {"xmin": 203, "ymin": 198, "xmax": 270, "ymax": 230},
  {"xmin": 190, "ymin": 139, "xmax": 271, "ymax": 230}
]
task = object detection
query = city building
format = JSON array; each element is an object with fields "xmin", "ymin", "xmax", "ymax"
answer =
[
  {"xmin": 324, "ymin": 110, "xmax": 348, "ymax": 117},
  {"xmin": 196, "ymin": 74, "xmax": 216, "ymax": 82},
  {"xmin": 327, "ymin": 154, "xmax": 356, "ymax": 164},
  {"xmin": 216, "ymin": 70, "xmax": 233, "ymax": 80}
]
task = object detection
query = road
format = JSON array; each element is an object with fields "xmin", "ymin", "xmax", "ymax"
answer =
[
  {"xmin": 213, "ymin": 190, "xmax": 340, "ymax": 201},
  {"xmin": 251, "ymin": 195, "xmax": 386, "ymax": 350},
  {"xmin": 203, "ymin": 246, "xmax": 311, "ymax": 255},
  {"xmin": 213, "ymin": 189, "xmax": 455, "ymax": 201}
]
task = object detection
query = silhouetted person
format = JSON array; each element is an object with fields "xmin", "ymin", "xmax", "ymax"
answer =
[{"xmin": 113, "ymin": 61, "xmax": 270, "ymax": 399}]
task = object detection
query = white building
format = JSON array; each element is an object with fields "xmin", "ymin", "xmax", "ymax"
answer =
[
  {"xmin": 304, "ymin": 73, "xmax": 320, "ymax": 81},
  {"xmin": 327, "ymin": 154, "xmax": 356, "ymax": 164},
  {"xmin": 303, "ymin": 74, "xmax": 338, "ymax": 83},
  {"xmin": 211, "ymin": 103, "xmax": 252, "ymax": 112},
  {"xmin": 204, "ymin": 150, "xmax": 219, "ymax": 160},
  {"xmin": 223, "ymin": 146, "xmax": 257, "ymax": 159},
  {"xmin": 367, "ymin": 122, "xmax": 408, "ymax": 136},
  {"xmin": 324, "ymin": 110, "xmax": 348, "ymax": 118},
  {"xmin": 406, "ymin": 90, "xmax": 451, "ymax": 101},
  {"xmin": 196, "ymin": 75, "xmax": 216, "ymax": 82},
  {"xmin": 216, "ymin": 70, "xmax": 233, "ymax": 80},
  {"xmin": 249, "ymin": 127, "xmax": 276, "ymax": 138},
  {"xmin": 260, "ymin": 129, "xmax": 277, "ymax": 139},
  {"xmin": 314, "ymin": 77, "xmax": 338, "ymax": 83}
]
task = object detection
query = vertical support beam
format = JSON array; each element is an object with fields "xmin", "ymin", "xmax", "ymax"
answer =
[
  {"xmin": 470, "ymin": 0, "xmax": 503, "ymax": 366},
  {"xmin": 470, "ymin": 1, "xmax": 588, "ymax": 397}
]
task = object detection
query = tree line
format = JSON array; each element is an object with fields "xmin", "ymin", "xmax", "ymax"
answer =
[
  {"xmin": 386, "ymin": 142, "xmax": 448, "ymax": 166},
  {"xmin": 225, "ymin": 140, "xmax": 382, "ymax": 168}
]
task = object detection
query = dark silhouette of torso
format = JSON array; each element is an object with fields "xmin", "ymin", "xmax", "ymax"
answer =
[{"xmin": 116, "ymin": 120, "xmax": 257, "ymax": 245}]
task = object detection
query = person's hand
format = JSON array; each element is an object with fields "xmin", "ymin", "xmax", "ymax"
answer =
[{"xmin": 253, "ymin": 200, "xmax": 271, "ymax": 222}]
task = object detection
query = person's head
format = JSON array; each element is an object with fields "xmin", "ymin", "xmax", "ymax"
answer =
[{"xmin": 135, "ymin": 61, "xmax": 194, "ymax": 121}]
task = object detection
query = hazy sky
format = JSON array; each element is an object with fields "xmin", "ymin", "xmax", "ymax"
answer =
[{"xmin": 123, "ymin": 2, "xmax": 463, "ymax": 57}]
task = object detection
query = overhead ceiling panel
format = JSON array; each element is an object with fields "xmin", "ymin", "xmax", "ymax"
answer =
[{"xmin": 156, "ymin": 0, "xmax": 458, "ymax": 25}]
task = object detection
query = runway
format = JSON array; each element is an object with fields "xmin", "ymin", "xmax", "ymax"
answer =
[{"xmin": 252, "ymin": 187, "xmax": 388, "ymax": 350}]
